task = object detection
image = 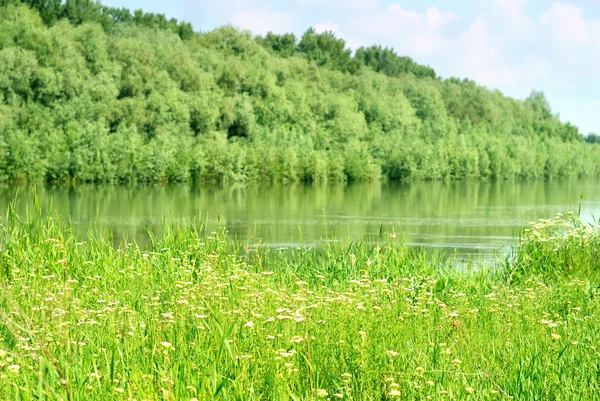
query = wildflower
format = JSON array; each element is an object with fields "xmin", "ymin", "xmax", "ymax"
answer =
[
  {"xmin": 465, "ymin": 387, "xmax": 474, "ymax": 394},
  {"xmin": 451, "ymin": 358, "xmax": 462, "ymax": 364},
  {"xmin": 341, "ymin": 373, "xmax": 352, "ymax": 378},
  {"xmin": 426, "ymin": 381, "xmax": 434, "ymax": 386},
  {"xmin": 386, "ymin": 350, "xmax": 399, "ymax": 357},
  {"xmin": 244, "ymin": 321, "xmax": 255, "ymax": 328},
  {"xmin": 114, "ymin": 388, "xmax": 125, "ymax": 393},
  {"xmin": 551, "ymin": 333, "xmax": 561, "ymax": 341},
  {"xmin": 317, "ymin": 389, "xmax": 328, "ymax": 397},
  {"xmin": 350, "ymin": 254, "xmax": 356, "ymax": 265},
  {"xmin": 160, "ymin": 341, "xmax": 173, "ymax": 348},
  {"xmin": 389, "ymin": 389, "xmax": 401, "ymax": 397},
  {"xmin": 334, "ymin": 393, "xmax": 344, "ymax": 398},
  {"xmin": 7, "ymin": 364, "xmax": 20, "ymax": 373}
]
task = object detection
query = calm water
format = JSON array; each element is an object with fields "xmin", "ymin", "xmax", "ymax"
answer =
[{"xmin": 1, "ymin": 180, "xmax": 599, "ymax": 260}]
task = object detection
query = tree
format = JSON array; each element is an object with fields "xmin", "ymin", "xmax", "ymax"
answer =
[
  {"xmin": 297, "ymin": 28, "xmax": 352, "ymax": 71},
  {"xmin": 354, "ymin": 45, "xmax": 436, "ymax": 79},
  {"xmin": 257, "ymin": 32, "xmax": 296, "ymax": 58}
]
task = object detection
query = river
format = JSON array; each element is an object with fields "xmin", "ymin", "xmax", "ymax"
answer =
[{"xmin": 1, "ymin": 179, "xmax": 599, "ymax": 260}]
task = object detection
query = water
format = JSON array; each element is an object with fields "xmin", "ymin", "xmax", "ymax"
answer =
[{"xmin": 1, "ymin": 179, "xmax": 599, "ymax": 260}]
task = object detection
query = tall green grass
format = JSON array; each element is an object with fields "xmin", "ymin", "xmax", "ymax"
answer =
[{"xmin": 0, "ymin": 205, "xmax": 599, "ymax": 400}]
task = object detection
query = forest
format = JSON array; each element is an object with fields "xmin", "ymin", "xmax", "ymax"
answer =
[{"xmin": 0, "ymin": 0, "xmax": 599, "ymax": 183}]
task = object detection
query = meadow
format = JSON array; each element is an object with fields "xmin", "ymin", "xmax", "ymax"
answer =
[{"xmin": 0, "ymin": 203, "xmax": 599, "ymax": 400}]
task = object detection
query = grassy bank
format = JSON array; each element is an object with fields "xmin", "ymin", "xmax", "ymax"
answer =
[{"xmin": 0, "ymin": 206, "xmax": 599, "ymax": 400}]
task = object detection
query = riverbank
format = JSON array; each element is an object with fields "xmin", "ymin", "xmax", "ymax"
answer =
[{"xmin": 0, "ymin": 208, "xmax": 599, "ymax": 400}]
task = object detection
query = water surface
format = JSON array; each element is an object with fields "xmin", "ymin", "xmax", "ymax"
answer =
[{"xmin": 1, "ymin": 180, "xmax": 599, "ymax": 260}]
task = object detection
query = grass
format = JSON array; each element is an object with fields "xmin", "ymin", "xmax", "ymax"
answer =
[{"xmin": 0, "ymin": 202, "xmax": 599, "ymax": 400}]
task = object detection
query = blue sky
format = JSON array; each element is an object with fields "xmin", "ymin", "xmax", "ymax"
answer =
[{"xmin": 100, "ymin": 0, "xmax": 600, "ymax": 134}]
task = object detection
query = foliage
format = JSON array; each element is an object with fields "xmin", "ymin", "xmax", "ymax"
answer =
[
  {"xmin": 0, "ymin": 1, "xmax": 599, "ymax": 184},
  {"xmin": 586, "ymin": 133, "xmax": 600, "ymax": 144},
  {"xmin": 510, "ymin": 212, "xmax": 600, "ymax": 281}
]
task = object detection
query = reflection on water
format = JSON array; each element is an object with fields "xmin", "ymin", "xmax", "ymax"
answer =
[{"xmin": 0, "ymin": 179, "xmax": 599, "ymax": 260}]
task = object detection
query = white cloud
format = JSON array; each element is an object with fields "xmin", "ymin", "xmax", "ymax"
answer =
[
  {"xmin": 231, "ymin": 8, "xmax": 295, "ymax": 35},
  {"xmin": 386, "ymin": 5, "xmax": 457, "ymax": 29},
  {"xmin": 540, "ymin": 2, "xmax": 592, "ymax": 47},
  {"xmin": 425, "ymin": 6, "xmax": 458, "ymax": 29},
  {"xmin": 353, "ymin": 5, "xmax": 457, "ymax": 56},
  {"xmin": 314, "ymin": 21, "xmax": 340, "ymax": 34},
  {"xmin": 295, "ymin": 0, "xmax": 375, "ymax": 10},
  {"xmin": 294, "ymin": 0, "xmax": 330, "ymax": 6},
  {"xmin": 449, "ymin": 17, "xmax": 550, "ymax": 97},
  {"xmin": 344, "ymin": 0, "xmax": 377, "ymax": 11},
  {"xmin": 492, "ymin": 0, "xmax": 531, "ymax": 35}
]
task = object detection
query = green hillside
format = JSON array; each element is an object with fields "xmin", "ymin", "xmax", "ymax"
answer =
[{"xmin": 0, "ymin": 0, "xmax": 598, "ymax": 183}]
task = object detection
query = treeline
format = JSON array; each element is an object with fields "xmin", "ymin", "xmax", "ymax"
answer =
[
  {"xmin": 586, "ymin": 134, "xmax": 600, "ymax": 144},
  {"xmin": 0, "ymin": 1, "xmax": 598, "ymax": 183}
]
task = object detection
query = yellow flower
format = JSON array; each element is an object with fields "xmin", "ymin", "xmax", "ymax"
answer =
[
  {"xmin": 551, "ymin": 333, "xmax": 561, "ymax": 341},
  {"xmin": 465, "ymin": 387, "xmax": 474, "ymax": 394},
  {"xmin": 317, "ymin": 389, "xmax": 328, "ymax": 397},
  {"xmin": 389, "ymin": 389, "xmax": 401, "ymax": 397},
  {"xmin": 7, "ymin": 364, "xmax": 20, "ymax": 374},
  {"xmin": 160, "ymin": 341, "xmax": 172, "ymax": 348}
]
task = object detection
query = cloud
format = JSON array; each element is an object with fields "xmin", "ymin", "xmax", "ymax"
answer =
[
  {"xmin": 539, "ymin": 2, "xmax": 600, "ymax": 49},
  {"xmin": 294, "ymin": 0, "xmax": 375, "ymax": 10},
  {"xmin": 343, "ymin": 0, "xmax": 377, "ymax": 11},
  {"xmin": 445, "ymin": 17, "xmax": 549, "ymax": 97},
  {"xmin": 424, "ymin": 6, "xmax": 458, "ymax": 29},
  {"xmin": 351, "ymin": 5, "xmax": 457, "ymax": 56},
  {"xmin": 231, "ymin": 8, "xmax": 295, "ymax": 35},
  {"xmin": 314, "ymin": 21, "xmax": 340, "ymax": 34},
  {"xmin": 492, "ymin": 0, "xmax": 531, "ymax": 35},
  {"xmin": 386, "ymin": 5, "xmax": 457, "ymax": 29},
  {"xmin": 541, "ymin": 2, "xmax": 591, "ymax": 46}
]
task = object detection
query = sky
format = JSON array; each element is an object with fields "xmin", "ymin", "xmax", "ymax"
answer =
[{"xmin": 100, "ymin": 0, "xmax": 600, "ymax": 134}]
